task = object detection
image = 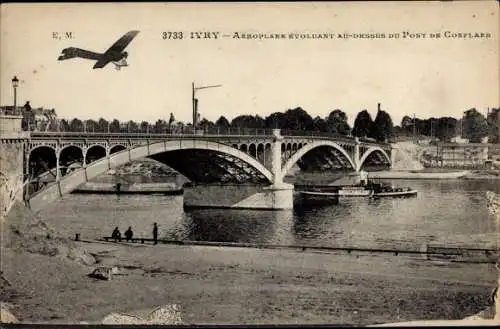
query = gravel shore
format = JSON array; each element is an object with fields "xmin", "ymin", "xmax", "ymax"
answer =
[{"xmin": 1, "ymin": 236, "xmax": 497, "ymax": 325}]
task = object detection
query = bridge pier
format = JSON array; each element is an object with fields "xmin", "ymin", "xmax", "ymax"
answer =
[
  {"xmin": 354, "ymin": 138, "xmax": 361, "ymax": 172},
  {"xmin": 183, "ymin": 183, "xmax": 294, "ymax": 210},
  {"xmin": 183, "ymin": 129, "xmax": 294, "ymax": 210}
]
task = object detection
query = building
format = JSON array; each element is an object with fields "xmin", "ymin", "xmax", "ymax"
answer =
[
  {"xmin": 0, "ymin": 104, "xmax": 58, "ymax": 131},
  {"xmin": 422, "ymin": 142, "xmax": 490, "ymax": 168},
  {"xmin": 450, "ymin": 135, "xmax": 469, "ymax": 144}
]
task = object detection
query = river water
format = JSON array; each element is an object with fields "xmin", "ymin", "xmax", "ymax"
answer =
[{"xmin": 37, "ymin": 179, "xmax": 499, "ymax": 252}]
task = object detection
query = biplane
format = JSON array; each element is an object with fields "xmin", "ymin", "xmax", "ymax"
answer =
[{"xmin": 57, "ymin": 30, "xmax": 140, "ymax": 70}]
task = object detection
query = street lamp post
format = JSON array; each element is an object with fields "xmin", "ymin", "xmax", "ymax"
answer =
[
  {"xmin": 12, "ymin": 76, "xmax": 19, "ymax": 114},
  {"xmin": 192, "ymin": 82, "xmax": 222, "ymax": 132}
]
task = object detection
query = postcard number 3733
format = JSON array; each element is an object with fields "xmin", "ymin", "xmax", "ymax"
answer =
[{"xmin": 162, "ymin": 32, "xmax": 184, "ymax": 40}]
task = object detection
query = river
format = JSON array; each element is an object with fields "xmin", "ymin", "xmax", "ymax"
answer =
[{"xmin": 37, "ymin": 179, "xmax": 499, "ymax": 252}]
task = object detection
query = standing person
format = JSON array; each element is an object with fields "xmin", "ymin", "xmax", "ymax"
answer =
[
  {"xmin": 153, "ymin": 223, "xmax": 158, "ymax": 245},
  {"xmin": 124, "ymin": 226, "xmax": 133, "ymax": 242}
]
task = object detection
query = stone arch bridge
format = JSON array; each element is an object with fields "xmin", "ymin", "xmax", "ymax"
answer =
[{"xmin": 21, "ymin": 129, "xmax": 394, "ymax": 211}]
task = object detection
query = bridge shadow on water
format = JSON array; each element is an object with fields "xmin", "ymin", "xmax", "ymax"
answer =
[{"xmin": 181, "ymin": 209, "xmax": 296, "ymax": 245}]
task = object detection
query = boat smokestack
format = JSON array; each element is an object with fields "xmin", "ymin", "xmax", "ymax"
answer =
[{"xmin": 377, "ymin": 102, "xmax": 381, "ymax": 111}]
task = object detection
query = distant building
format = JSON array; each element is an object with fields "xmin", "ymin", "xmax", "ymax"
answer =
[
  {"xmin": 422, "ymin": 142, "xmax": 490, "ymax": 168},
  {"xmin": 0, "ymin": 104, "xmax": 58, "ymax": 131},
  {"xmin": 450, "ymin": 136, "xmax": 469, "ymax": 144}
]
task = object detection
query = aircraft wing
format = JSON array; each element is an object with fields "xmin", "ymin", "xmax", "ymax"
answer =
[
  {"xmin": 103, "ymin": 30, "xmax": 140, "ymax": 55},
  {"xmin": 93, "ymin": 58, "xmax": 112, "ymax": 69}
]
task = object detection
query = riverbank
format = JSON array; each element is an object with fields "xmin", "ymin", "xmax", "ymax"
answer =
[
  {"xmin": 2, "ymin": 238, "xmax": 497, "ymax": 325},
  {"xmin": 368, "ymin": 170, "xmax": 469, "ymax": 180},
  {"xmin": 368, "ymin": 169, "xmax": 500, "ymax": 180},
  {"xmin": 1, "ymin": 203, "xmax": 497, "ymax": 325}
]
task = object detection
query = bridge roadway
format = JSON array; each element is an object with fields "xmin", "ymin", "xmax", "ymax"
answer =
[{"xmin": 23, "ymin": 129, "xmax": 394, "ymax": 211}]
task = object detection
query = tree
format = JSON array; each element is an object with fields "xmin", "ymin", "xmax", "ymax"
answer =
[
  {"xmin": 85, "ymin": 119, "xmax": 98, "ymax": 132},
  {"xmin": 326, "ymin": 109, "xmax": 351, "ymax": 135},
  {"xmin": 69, "ymin": 118, "xmax": 84, "ymax": 132},
  {"xmin": 154, "ymin": 119, "xmax": 168, "ymax": 133},
  {"xmin": 127, "ymin": 120, "xmax": 139, "ymax": 133},
  {"xmin": 436, "ymin": 117, "xmax": 457, "ymax": 142},
  {"xmin": 393, "ymin": 125, "xmax": 405, "ymax": 137},
  {"xmin": 168, "ymin": 113, "xmax": 176, "ymax": 132},
  {"xmin": 487, "ymin": 108, "xmax": 500, "ymax": 143},
  {"xmin": 173, "ymin": 121, "xmax": 185, "ymax": 134},
  {"xmin": 59, "ymin": 119, "xmax": 70, "ymax": 132},
  {"xmin": 231, "ymin": 115, "xmax": 265, "ymax": 129},
  {"xmin": 352, "ymin": 110, "xmax": 373, "ymax": 137},
  {"xmin": 97, "ymin": 118, "xmax": 109, "ymax": 132},
  {"xmin": 463, "ymin": 108, "xmax": 489, "ymax": 143},
  {"xmin": 398, "ymin": 115, "xmax": 415, "ymax": 137},
  {"xmin": 428, "ymin": 117, "xmax": 439, "ymax": 139},
  {"xmin": 369, "ymin": 109, "xmax": 393, "ymax": 142},
  {"xmin": 109, "ymin": 119, "xmax": 120, "ymax": 133},
  {"xmin": 140, "ymin": 121, "xmax": 149, "ymax": 133},
  {"xmin": 401, "ymin": 115, "xmax": 413, "ymax": 129},
  {"xmin": 265, "ymin": 112, "xmax": 286, "ymax": 129},
  {"xmin": 312, "ymin": 116, "xmax": 328, "ymax": 132},
  {"xmin": 215, "ymin": 116, "xmax": 230, "ymax": 133},
  {"xmin": 282, "ymin": 107, "xmax": 314, "ymax": 131},
  {"xmin": 198, "ymin": 118, "xmax": 216, "ymax": 132}
]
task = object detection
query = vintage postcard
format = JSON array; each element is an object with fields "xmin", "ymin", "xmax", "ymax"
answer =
[{"xmin": 0, "ymin": 1, "xmax": 499, "ymax": 325}]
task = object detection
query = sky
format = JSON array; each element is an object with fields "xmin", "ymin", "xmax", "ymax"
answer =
[{"xmin": 1, "ymin": 2, "xmax": 498, "ymax": 127}]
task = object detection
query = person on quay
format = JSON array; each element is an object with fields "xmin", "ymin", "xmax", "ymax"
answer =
[
  {"xmin": 111, "ymin": 227, "xmax": 121, "ymax": 242},
  {"xmin": 124, "ymin": 226, "xmax": 134, "ymax": 242},
  {"xmin": 153, "ymin": 223, "xmax": 158, "ymax": 245}
]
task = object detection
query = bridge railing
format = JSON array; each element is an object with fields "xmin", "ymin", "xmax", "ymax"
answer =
[
  {"xmin": 29, "ymin": 128, "xmax": 275, "ymax": 138},
  {"xmin": 28, "ymin": 129, "xmax": 391, "ymax": 146}
]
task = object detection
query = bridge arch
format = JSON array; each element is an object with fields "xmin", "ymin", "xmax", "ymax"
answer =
[
  {"xmin": 27, "ymin": 146, "xmax": 57, "ymax": 177},
  {"xmin": 27, "ymin": 139, "xmax": 275, "ymax": 213},
  {"xmin": 29, "ymin": 144, "xmax": 57, "ymax": 154},
  {"xmin": 358, "ymin": 146, "xmax": 391, "ymax": 170},
  {"xmin": 281, "ymin": 141, "xmax": 356, "ymax": 177},
  {"xmin": 109, "ymin": 144, "xmax": 127, "ymax": 154},
  {"xmin": 85, "ymin": 145, "xmax": 107, "ymax": 164},
  {"xmin": 58, "ymin": 144, "xmax": 84, "ymax": 155}
]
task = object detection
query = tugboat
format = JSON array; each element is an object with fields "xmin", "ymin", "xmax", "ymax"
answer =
[
  {"xmin": 297, "ymin": 172, "xmax": 417, "ymax": 203},
  {"xmin": 368, "ymin": 177, "xmax": 418, "ymax": 198},
  {"xmin": 296, "ymin": 171, "xmax": 372, "ymax": 205}
]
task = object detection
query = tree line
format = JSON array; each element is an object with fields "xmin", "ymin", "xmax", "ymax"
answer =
[
  {"xmin": 43, "ymin": 105, "xmax": 500, "ymax": 143},
  {"xmin": 398, "ymin": 108, "xmax": 500, "ymax": 143},
  {"xmin": 55, "ymin": 106, "xmax": 395, "ymax": 142}
]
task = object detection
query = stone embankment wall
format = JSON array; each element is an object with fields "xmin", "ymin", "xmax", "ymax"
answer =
[
  {"xmin": 75, "ymin": 182, "xmax": 180, "ymax": 193},
  {"xmin": 0, "ymin": 142, "xmax": 24, "ymax": 221}
]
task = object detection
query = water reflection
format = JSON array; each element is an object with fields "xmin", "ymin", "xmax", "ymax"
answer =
[
  {"xmin": 38, "ymin": 179, "xmax": 499, "ymax": 251},
  {"xmin": 182, "ymin": 209, "xmax": 295, "ymax": 244}
]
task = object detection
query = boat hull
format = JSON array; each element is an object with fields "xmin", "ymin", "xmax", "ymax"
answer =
[
  {"xmin": 372, "ymin": 190, "xmax": 418, "ymax": 198},
  {"xmin": 296, "ymin": 191, "xmax": 339, "ymax": 206}
]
